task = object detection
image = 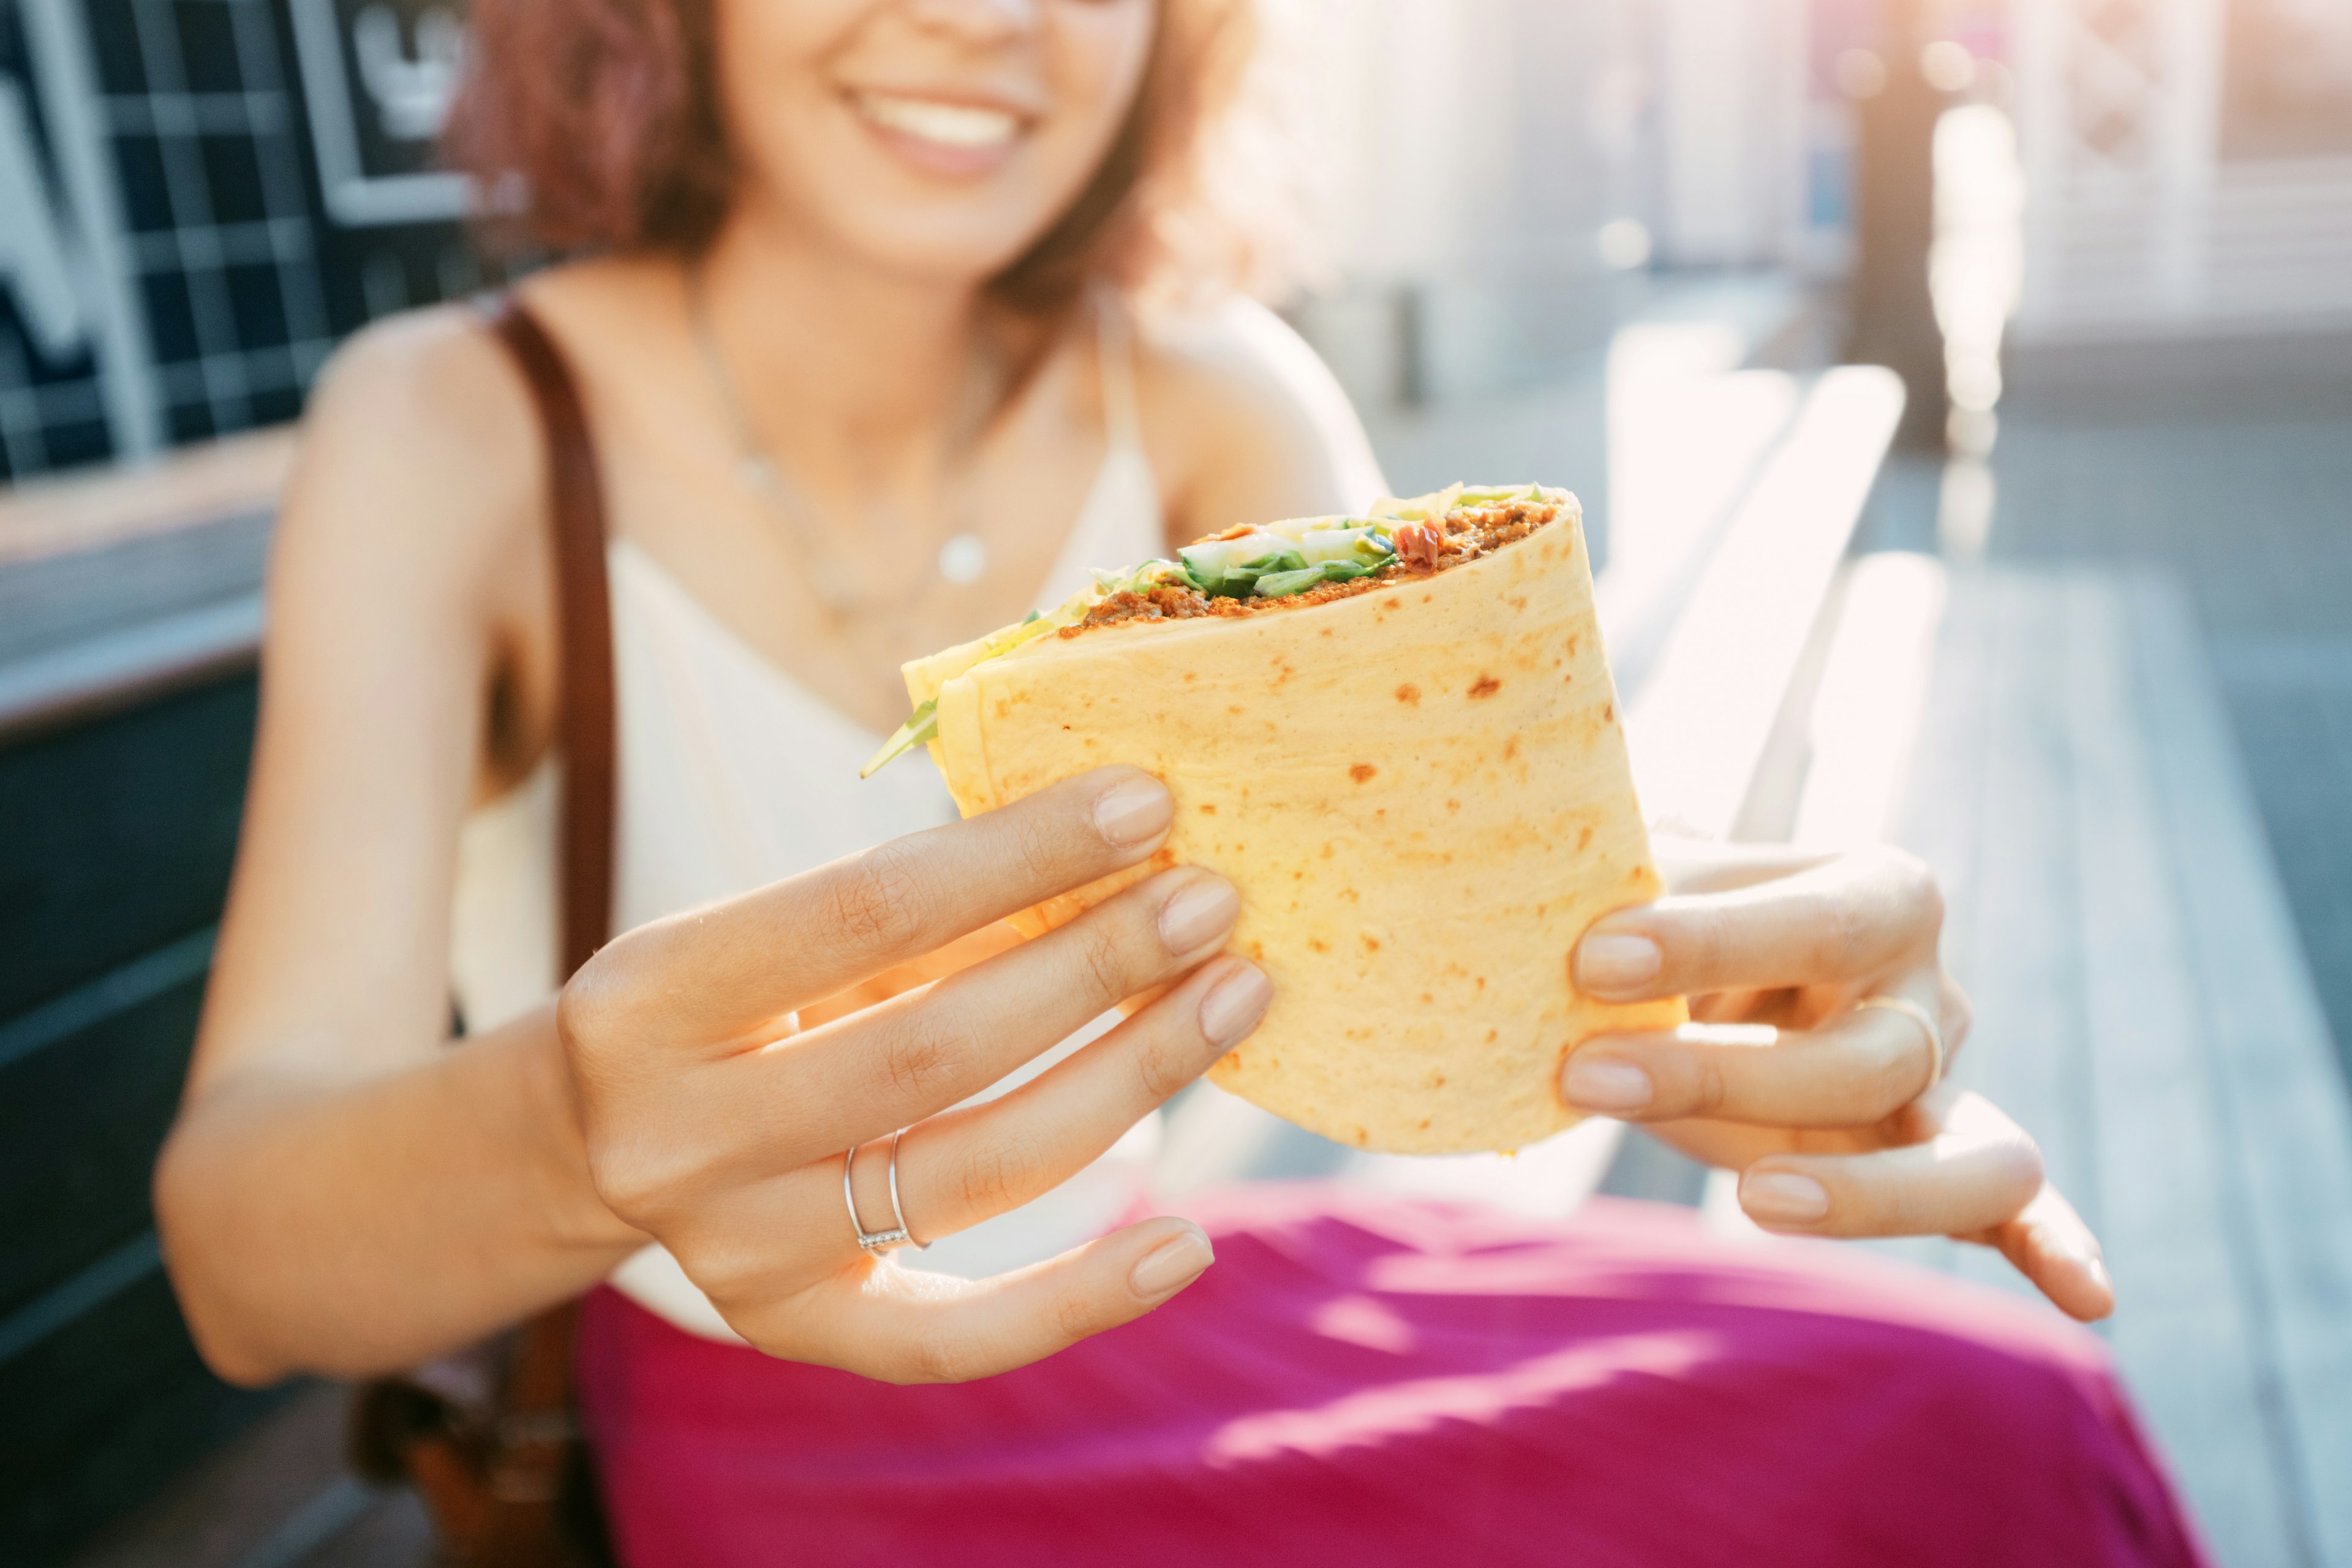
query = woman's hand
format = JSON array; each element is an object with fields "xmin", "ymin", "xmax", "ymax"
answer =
[
  {"xmin": 560, "ymin": 766, "xmax": 1270, "ymax": 1383},
  {"xmin": 1561, "ymin": 840, "xmax": 2114, "ymax": 1323}
]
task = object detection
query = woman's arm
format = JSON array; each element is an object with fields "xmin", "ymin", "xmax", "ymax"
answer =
[
  {"xmin": 159, "ymin": 309, "xmax": 1267, "ymax": 1385},
  {"xmin": 154, "ymin": 308, "xmax": 637, "ymax": 1383}
]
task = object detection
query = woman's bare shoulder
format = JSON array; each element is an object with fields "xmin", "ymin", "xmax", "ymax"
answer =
[
  {"xmin": 1130, "ymin": 296, "xmax": 1388, "ymax": 535},
  {"xmin": 1133, "ymin": 297, "xmax": 1349, "ymax": 447},
  {"xmin": 278, "ymin": 302, "xmax": 546, "ymax": 605},
  {"xmin": 302, "ymin": 304, "xmax": 538, "ymax": 508}
]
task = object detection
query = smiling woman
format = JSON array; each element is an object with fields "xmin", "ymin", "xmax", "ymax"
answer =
[{"xmin": 152, "ymin": 0, "xmax": 2214, "ymax": 1564}]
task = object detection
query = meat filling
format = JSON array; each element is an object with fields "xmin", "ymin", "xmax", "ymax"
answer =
[{"xmin": 1064, "ymin": 497, "xmax": 1564, "ymax": 637}]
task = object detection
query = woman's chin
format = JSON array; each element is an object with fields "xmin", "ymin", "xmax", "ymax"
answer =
[
  {"xmin": 791, "ymin": 194, "xmax": 1058, "ymax": 293},
  {"xmin": 765, "ymin": 137, "xmax": 1063, "ymax": 286},
  {"xmin": 813, "ymin": 225, "xmax": 1039, "ymax": 295}
]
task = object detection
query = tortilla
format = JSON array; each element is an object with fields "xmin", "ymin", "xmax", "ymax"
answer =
[{"xmin": 890, "ymin": 488, "xmax": 1683, "ymax": 1154}]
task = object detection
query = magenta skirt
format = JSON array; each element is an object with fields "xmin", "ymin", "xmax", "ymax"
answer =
[{"xmin": 577, "ymin": 1188, "xmax": 2209, "ymax": 1568}]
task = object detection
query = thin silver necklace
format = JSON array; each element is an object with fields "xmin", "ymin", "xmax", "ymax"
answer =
[{"xmin": 687, "ymin": 267, "xmax": 995, "ymax": 622}]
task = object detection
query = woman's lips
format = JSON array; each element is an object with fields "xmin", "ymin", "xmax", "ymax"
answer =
[{"xmin": 849, "ymin": 90, "xmax": 1028, "ymax": 177}]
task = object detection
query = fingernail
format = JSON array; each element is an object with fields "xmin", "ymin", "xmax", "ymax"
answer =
[
  {"xmin": 1159, "ymin": 875, "xmax": 1240, "ymax": 955},
  {"xmin": 1577, "ymin": 932, "xmax": 1663, "ymax": 996},
  {"xmin": 1741, "ymin": 1170, "xmax": 1831, "ymax": 1225},
  {"xmin": 1130, "ymin": 1226, "xmax": 1214, "ymax": 1298},
  {"xmin": 1093, "ymin": 775, "xmax": 1174, "ymax": 848},
  {"xmin": 1561, "ymin": 1056, "xmax": 1653, "ymax": 1112},
  {"xmin": 1197, "ymin": 962, "xmax": 1272, "ymax": 1049}
]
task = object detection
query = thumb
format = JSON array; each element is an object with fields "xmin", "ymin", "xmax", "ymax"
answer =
[{"xmin": 799, "ymin": 1216, "xmax": 1215, "ymax": 1385}]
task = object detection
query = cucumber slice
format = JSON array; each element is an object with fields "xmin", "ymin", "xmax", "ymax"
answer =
[
  {"xmin": 1181, "ymin": 535, "xmax": 1306, "ymax": 597},
  {"xmin": 1297, "ymin": 526, "xmax": 1392, "ymax": 566},
  {"xmin": 1262, "ymin": 514, "xmax": 1351, "ymax": 542}
]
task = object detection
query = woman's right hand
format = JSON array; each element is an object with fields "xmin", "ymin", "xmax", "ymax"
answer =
[{"xmin": 558, "ymin": 766, "xmax": 1267, "ymax": 1384}]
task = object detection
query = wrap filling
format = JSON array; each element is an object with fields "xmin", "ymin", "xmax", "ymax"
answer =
[{"xmin": 863, "ymin": 484, "xmax": 1567, "ymax": 776}]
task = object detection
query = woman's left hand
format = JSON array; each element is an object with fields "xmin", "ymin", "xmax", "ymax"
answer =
[{"xmin": 1562, "ymin": 840, "xmax": 2114, "ymax": 1323}]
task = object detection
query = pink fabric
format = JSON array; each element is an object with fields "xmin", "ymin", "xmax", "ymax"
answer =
[{"xmin": 578, "ymin": 1189, "xmax": 2211, "ymax": 1568}]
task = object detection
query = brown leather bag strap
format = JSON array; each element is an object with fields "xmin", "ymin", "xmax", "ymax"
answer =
[
  {"xmin": 474, "ymin": 295, "xmax": 615, "ymax": 1567},
  {"xmin": 483, "ymin": 294, "xmax": 616, "ymax": 979},
  {"xmin": 351, "ymin": 296, "xmax": 616, "ymax": 1568}
]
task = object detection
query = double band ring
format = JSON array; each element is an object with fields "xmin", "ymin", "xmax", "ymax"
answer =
[
  {"xmin": 843, "ymin": 1129, "xmax": 920, "ymax": 1254},
  {"xmin": 1858, "ymin": 994, "xmax": 1945, "ymax": 1091}
]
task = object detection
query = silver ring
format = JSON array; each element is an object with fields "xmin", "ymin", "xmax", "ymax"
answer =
[
  {"xmin": 1858, "ymin": 995, "xmax": 1945, "ymax": 1091},
  {"xmin": 843, "ymin": 1129, "xmax": 920, "ymax": 1254}
]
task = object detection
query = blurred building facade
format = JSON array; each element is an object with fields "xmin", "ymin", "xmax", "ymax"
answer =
[
  {"xmin": 0, "ymin": 0, "xmax": 481, "ymax": 486},
  {"xmin": 7, "ymin": 0, "xmax": 2351, "ymax": 490},
  {"xmin": 1281, "ymin": 0, "xmax": 1839, "ymax": 405},
  {"xmin": 1277, "ymin": 0, "xmax": 1643, "ymax": 405},
  {"xmin": 2011, "ymin": 0, "xmax": 2352, "ymax": 339}
]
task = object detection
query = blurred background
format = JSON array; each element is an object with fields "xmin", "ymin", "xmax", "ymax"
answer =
[{"xmin": 2, "ymin": 0, "xmax": 2348, "ymax": 1564}]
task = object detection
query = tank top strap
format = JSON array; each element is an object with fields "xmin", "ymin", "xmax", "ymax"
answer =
[{"xmin": 1093, "ymin": 292, "xmax": 1145, "ymax": 456}]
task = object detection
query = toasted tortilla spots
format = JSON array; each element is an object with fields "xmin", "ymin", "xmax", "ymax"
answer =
[{"xmin": 897, "ymin": 488, "xmax": 1683, "ymax": 1154}]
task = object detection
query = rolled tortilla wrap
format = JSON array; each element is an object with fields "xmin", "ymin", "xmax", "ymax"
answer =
[{"xmin": 893, "ymin": 489, "xmax": 1684, "ymax": 1155}]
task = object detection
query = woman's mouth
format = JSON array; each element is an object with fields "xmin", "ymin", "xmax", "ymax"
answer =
[{"xmin": 850, "ymin": 91, "xmax": 1027, "ymax": 175}]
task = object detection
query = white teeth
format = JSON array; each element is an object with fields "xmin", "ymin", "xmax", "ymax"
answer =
[{"xmin": 854, "ymin": 92, "xmax": 1020, "ymax": 149}]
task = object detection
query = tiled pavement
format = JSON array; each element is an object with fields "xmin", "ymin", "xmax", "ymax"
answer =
[
  {"xmin": 1975, "ymin": 360, "xmax": 2352, "ymax": 1089},
  {"xmin": 64, "ymin": 1384, "xmax": 430, "ymax": 1568}
]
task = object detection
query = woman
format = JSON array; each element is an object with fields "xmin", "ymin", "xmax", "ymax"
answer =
[{"xmin": 157, "ymin": 0, "xmax": 2206, "ymax": 1563}]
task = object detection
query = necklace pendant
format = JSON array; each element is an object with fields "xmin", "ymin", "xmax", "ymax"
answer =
[
  {"xmin": 739, "ymin": 454, "xmax": 781, "ymax": 496},
  {"xmin": 937, "ymin": 533, "xmax": 989, "ymax": 586}
]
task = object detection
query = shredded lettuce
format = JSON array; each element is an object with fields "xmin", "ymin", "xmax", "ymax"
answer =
[
  {"xmin": 859, "ymin": 614, "xmax": 1062, "ymax": 775},
  {"xmin": 1455, "ymin": 483, "xmax": 1547, "ymax": 507},
  {"xmin": 860, "ymin": 697, "xmax": 939, "ymax": 778},
  {"xmin": 1369, "ymin": 483, "xmax": 1464, "ymax": 523},
  {"xmin": 1252, "ymin": 558, "xmax": 1387, "ymax": 598},
  {"xmin": 1091, "ymin": 558, "xmax": 1200, "ymax": 597}
]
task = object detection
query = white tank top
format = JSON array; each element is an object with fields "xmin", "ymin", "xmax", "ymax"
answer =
[{"xmin": 449, "ymin": 306, "xmax": 1167, "ymax": 1340}]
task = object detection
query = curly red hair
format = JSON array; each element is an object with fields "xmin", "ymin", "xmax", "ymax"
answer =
[{"xmin": 447, "ymin": 0, "xmax": 1274, "ymax": 314}]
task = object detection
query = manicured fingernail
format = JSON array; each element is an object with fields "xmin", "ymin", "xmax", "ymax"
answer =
[
  {"xmin": 1093, "ymin": 775, "xmax": 1174, "ymax": 847},
  {"xmin": 1577, "ymin": 932, "xmax": 1662, "ymax": 996},
  {"xmin": 1131, "ymin": 1226, "xmax": 1214, "ymax": 1298},
  {"xmin": 1561, "ymin": 1056, "xmax": 1654, "ymax": 1111},
  {"xmin": 1197, "ymin": 962, "xmax": 1272, "ymax": 1049},
  {"xmin": 1159, "ymin": 875, "xmax": 1240, "ymax": 955},
  {"xmin": 1741, "ymin": 1170, "xmax": 1830, "ymax": 1225},
  {"xmin": 2086, "ymin": 1254, "xmax": 2113, "ymax": 1296}
]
